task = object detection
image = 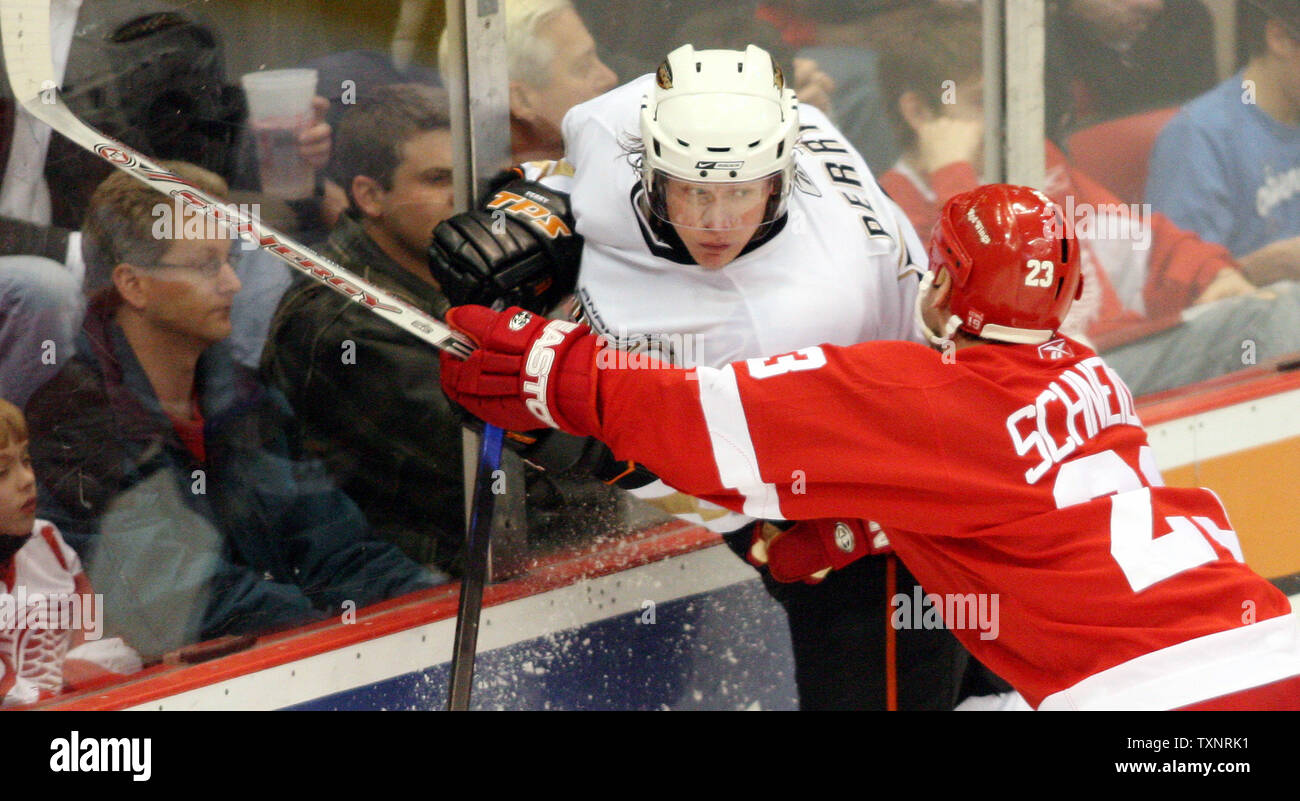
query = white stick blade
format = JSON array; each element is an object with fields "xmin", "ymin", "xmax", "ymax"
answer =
[{"xmin": 0, "ymin": 0, "xmax": 55, "ymax": 104}]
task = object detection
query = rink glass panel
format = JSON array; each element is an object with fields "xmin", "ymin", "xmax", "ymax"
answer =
[{"xmin": 4, "ymin": 0, "xmax": 1295, "ymax": 706}]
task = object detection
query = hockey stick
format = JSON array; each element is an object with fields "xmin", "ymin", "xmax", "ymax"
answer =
[
  {"xmin": 441, "ymin": 0, "xmax": 513, "ymax": 712},
  {"xmin": 447, "ymin": 422, "xmax": 502, "ymax": 710},
  {"xmin": 3, "ymin": 0, "xmax": 510, "ymax": 708},
  {"xmin": 0, "ymin": 0, "xmax": 472, "ymax": 360}
]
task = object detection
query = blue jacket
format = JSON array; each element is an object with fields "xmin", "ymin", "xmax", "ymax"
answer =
[{"xmin": 26, "ymin": 296, "xmax": 441, "ymax": 659}]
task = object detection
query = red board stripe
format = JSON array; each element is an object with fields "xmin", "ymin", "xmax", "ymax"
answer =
[{"xmin": 39, "ymin": 520, "xmax": 720, "ymax": 710}]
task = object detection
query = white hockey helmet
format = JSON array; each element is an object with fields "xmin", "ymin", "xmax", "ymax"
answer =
[{"xmin": 639, "ymin": 44, "xmax": 800, "ymax": 232}]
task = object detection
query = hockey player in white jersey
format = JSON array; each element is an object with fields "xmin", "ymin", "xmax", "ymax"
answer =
[
  {"xmin": 429, "ymin": 44, "xmax": 982, "ymax": 709},
  {"xmin": 568, "ymin": 45, "xmax": 923, "ymax": 369}
]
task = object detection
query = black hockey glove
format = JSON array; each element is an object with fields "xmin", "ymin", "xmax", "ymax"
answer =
[
  {"xmin": 428, "ymin": 173, "xmax": 583, "ymax": 315},
  {"xmin": 506, "ymin": 429, "xmax": 659, "ymax": 490}
]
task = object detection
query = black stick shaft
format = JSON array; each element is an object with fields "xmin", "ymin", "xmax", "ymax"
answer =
[{"xmin": 446, "ymin": 423, "xmax": 505, "ymax": 710}]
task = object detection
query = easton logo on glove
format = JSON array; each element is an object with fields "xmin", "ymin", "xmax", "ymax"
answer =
[
  {"xmin": 524, "ymin": 320, "xmax": 581, "ymax": 428},
  {"xmin": 440, "ymin": 305, "xmax": 602, "ymax": 436}
]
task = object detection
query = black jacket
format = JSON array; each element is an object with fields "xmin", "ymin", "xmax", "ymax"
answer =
[
  {"xmin": 261, "ymin": 214, "xmax": 623, "ymax": 572},
  {"xmin": 261, "ymin": 213, "xmax": 467, "ymax": 568}
]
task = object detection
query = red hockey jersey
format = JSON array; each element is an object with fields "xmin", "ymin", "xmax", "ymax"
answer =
[{"xmin": 585, "ymin": 336, "xmax": 1299, "ymax": 709}]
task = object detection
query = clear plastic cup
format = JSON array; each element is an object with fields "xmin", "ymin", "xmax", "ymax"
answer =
[{"xmin": 240, "ymin": 69, "xmax": 319, "ymax": 199}]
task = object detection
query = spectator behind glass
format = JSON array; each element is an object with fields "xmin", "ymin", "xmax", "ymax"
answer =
[
  {"xmin": 0, "ymin": 254, "xmax": 82, "ymax": 410},
  {"xmin": 874, "ymin": 2, "xmax": 1300, "ymax": 396},
  {"xmin": 262, "ymin": 84, "xmax": 620, "ymax": 572},
  {"xmin": 262, "ymin": 86, "xmax": 466, "ymax": 569},
  {"xmin": 438, "ymin": 0, "xmax": 618, "ymax": 162},
  {"xmin": 1147, "ymin": 0, "xmax": 1300, "ymax": 287},
  {"xmin": 753, "ymin": 0, "xmax": 926, "ymax": 174},
  {"xmin": 1046, "ymin": 0, "xmax": 1218, "ymax": 140},
  {"xmin": 2, "ymin": 2, "xmax": 332, "ymax": 237},
  {"xmin": 25, "ymin": 161, "xmax": 440, "ymax": 660},
  {"xmin": 0, "ymin": 396, "xmax": 141, "ymax": 705},
  {"xmin": 1, "ymin": 2, "xmax": 333, "ymax": 398}
]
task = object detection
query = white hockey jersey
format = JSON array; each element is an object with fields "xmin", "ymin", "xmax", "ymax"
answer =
[
  {"xmin": 0, "ymin": 521, "xmax": 140, "ymax": 706},
  {"xmin": 562, "ymin": 75, "xmax": 927, "ymax": 367},
  {"xmin": 556, "ymin": 76, "xmax": 927, "ymax": 531}
]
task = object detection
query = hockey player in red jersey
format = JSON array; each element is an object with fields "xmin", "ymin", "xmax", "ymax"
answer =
[{"xmin": 439, "ymin": 184, "xmax": 1300, "ymax": 709}]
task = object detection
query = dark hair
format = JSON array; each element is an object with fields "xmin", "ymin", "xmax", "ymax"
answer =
[
  {"xmin": 875, "ymin": 2, "xmax": 982, "ymax": 149},
  {"xmin": 331, "ymin": 83, "xmax": 453, "ymax": 209},
  {"xmin": 1240, "ymin": 0, "xmax": 1300, "ymax": 62}
]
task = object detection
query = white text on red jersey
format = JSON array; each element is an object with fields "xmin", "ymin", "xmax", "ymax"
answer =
[{"xmin": 1006, "ymin": 356, "xmax": 1141, "ymax": 483}]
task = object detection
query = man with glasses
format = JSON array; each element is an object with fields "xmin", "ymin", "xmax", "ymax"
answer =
[{"xmin": 23, "ymin": 161, "xmax": 440, "ymax": 661}]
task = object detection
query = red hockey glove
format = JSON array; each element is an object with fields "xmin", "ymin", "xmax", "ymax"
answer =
[
  {"xmin": 439, "ymin": 305, "xmax": 603, "ymax": 435},
  {"xmin": 749, "ymin": 518, "xmax": 881, "ymax": 584}
]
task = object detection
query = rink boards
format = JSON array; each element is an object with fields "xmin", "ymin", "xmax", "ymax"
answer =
[{"xmin": 36, "ymin": 365, "xmax": 1300, "ymax": 711}]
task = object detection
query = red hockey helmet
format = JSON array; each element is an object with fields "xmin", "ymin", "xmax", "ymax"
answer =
[{"xmin": 922, "ymin": 184, "xmax": 1081, "ymax": 345}]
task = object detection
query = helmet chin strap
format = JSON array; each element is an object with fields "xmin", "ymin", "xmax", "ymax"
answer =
[{"xmin": 914, "ymin": 271, "xmax": 963, "ymax": 347}]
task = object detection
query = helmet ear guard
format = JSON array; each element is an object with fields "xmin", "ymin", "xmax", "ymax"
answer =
[
  {"xmin": 914, "ymin": 268, "xmax": 965, "ymax": 347},
  {"xmin": 917, "ymin": 184, "xmax": 1082, "ymax": 346}
]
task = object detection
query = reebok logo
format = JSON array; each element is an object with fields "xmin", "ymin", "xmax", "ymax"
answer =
[
  {"xmin": 966, "ymin": 207, "xmax": 991, "ymax": 244},
  {"xmin": 1037, "ymin": 338, "xmax": 1073, "ymax": 360},
  {"xmin": 50, "ymin": 731, "xmax": 151, "ymax": 781},
  {"xmin": 694, "ymin": 160, "xmax": 744, "ymax": 170}
]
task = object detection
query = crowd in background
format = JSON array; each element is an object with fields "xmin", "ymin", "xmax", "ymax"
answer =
[{"xmin": 0, "ymin": 0, "xmax": 1297, "ymax": 707}]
